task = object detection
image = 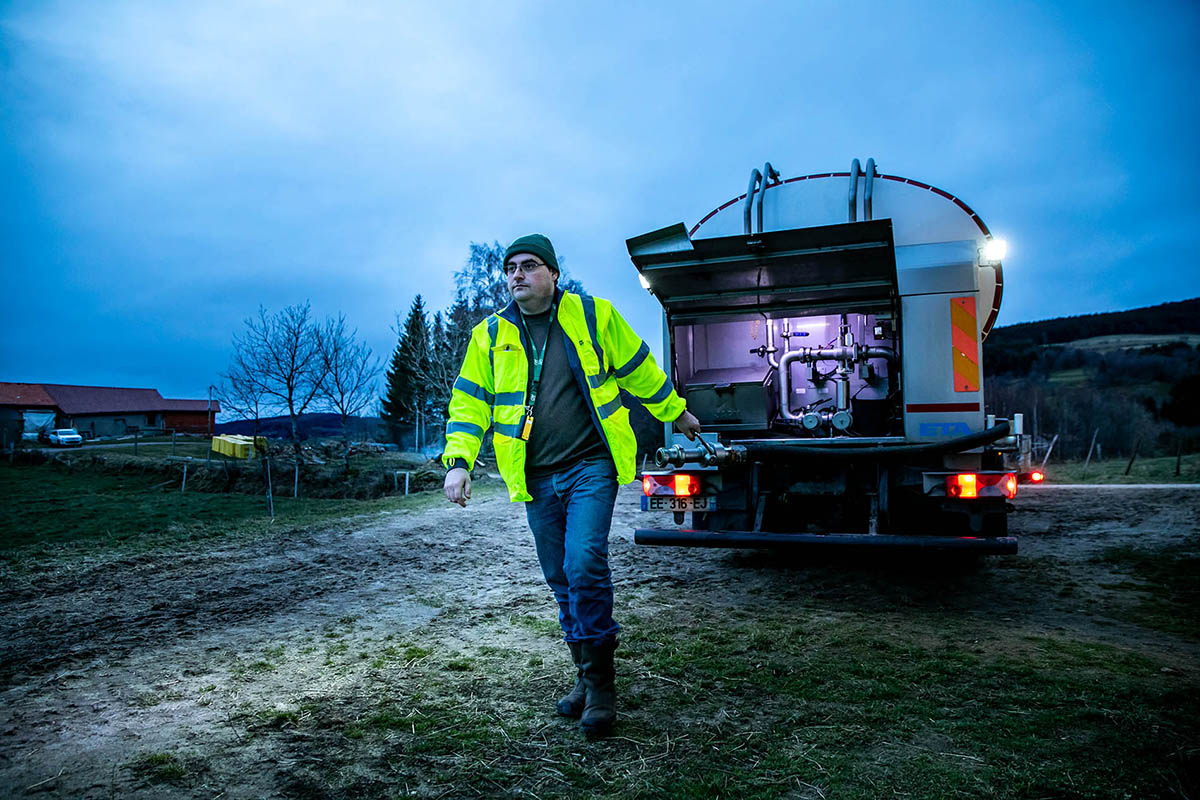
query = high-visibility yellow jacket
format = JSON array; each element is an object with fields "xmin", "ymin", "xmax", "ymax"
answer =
[{"xmin": 443, "ymin": 288, "xmax": 686, "ymax": 502}]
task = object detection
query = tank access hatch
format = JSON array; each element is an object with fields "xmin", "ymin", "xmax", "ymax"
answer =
[{"xmin": 626, "ymin": 218, "xmax": 898, "ymax": 322}]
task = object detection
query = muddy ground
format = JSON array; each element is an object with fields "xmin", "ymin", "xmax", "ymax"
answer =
[{"xmin": 0, "ymin": 483, "xmax": 1197, "ymax": 798}]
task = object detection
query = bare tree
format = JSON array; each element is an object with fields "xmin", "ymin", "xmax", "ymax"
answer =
[
  {"xmin": 216, "ymin": 372, "xmax": 270, "ymax": 436},
  {"xmin": 229, "ymin": 303, "xmax": 328, "ymax": 453},
  {"xmin": 317, "ymin": 313, "xmax": 381, "ymax": 463}
]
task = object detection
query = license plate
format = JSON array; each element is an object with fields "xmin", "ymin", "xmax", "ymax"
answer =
[{"xmin": 642, "ymin": 496, "xmax": 714, "ymax": 512}]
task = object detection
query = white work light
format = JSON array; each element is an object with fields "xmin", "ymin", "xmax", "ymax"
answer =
[
  {"xmin": 638, "ymin": 272, "xmax": 651, "ymax": 290},
  {"xmin": 982, "ymin": 238, "xmax": 1008, "ymax": 263}
]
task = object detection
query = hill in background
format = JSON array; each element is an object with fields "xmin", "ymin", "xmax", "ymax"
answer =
[
  {"xmin": 984, "ymin": 297, "xmax": 1200, "ymax": 461},
  {"xmin": 986, "ymin": 297, "xmax": 1200, "ymax": 349}
]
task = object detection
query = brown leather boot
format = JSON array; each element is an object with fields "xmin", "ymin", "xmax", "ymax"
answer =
[
  {"xmin": 556, "ymin": 641, "xmax": 586, "ymax": 718},
  {"xmin": 579, "ymin": 639, "xmax": 617, "ymax": 739}
]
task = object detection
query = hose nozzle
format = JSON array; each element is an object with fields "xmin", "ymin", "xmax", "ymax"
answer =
[{"xmin": 654, "ymin": 439, "xmax": 742, "ymax": 468}]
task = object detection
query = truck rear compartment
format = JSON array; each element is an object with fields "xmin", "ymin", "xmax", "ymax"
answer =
[{"xmin": 626, "ymin": 162, "xmax": 1023, "ymax": 553}]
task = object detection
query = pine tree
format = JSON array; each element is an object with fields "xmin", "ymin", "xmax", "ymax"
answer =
[
  {"xmin": 380, "ymin": 295, "xmax": 431, "ymax": 445},
  {"xmin": 380, "ymin": 333, "xmax": 406, "ymax": 445}
]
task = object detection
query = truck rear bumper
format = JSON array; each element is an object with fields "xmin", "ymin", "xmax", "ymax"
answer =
[{"xmin": 634, "ymin": 528, "xmax": 1018, "ymax": 554}]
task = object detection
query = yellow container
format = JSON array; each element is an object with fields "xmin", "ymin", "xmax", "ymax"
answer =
[{"xmin": 211, "ymin": 435, "xmax": 267, "ymax": 459}]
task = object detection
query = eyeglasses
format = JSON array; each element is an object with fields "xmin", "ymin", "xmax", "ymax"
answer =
[{"xmin": 503, "ymin": 259, "xmax": 546, "ymax": 277}]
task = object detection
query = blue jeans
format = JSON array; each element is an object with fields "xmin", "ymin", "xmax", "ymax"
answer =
[{"xmin": 524, "ymin": 457, "xmax": 620, "ymax": 645}]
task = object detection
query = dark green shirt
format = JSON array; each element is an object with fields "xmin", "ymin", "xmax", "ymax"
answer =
[{"xmin": 522, "ymin": 307, "xmax": 608, "ymax": 477}]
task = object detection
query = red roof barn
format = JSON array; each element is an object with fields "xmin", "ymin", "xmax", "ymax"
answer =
[{"xmin": 0, "ymin": 382, "xmax": 219, "ymax": 438}]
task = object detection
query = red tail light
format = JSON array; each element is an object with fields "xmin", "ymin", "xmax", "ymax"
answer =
[
  {"xmin": 643, "ymin": 474, "xmax": 701, "ymax": 497},
  {"xmin": 674, "ymin": 474, "xmax": 700, "ymax": 497},
  {"xmin": 946, "ymin": 472, "xmax": 1018, "ymax": 499},
  {"xmin": 948, "ymin": 473, "xmax": 978, "ymax": 499},
  {"xmin": 1030, "ymin": 470, "xmax": 1045, "ymax": 483}
]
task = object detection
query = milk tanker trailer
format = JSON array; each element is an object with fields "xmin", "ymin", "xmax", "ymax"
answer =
[{"xmin": 629, "ymin": 158, "xmax": 1029, "ymax": 554}]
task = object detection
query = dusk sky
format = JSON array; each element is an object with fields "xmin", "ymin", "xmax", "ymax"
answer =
[{"xmin": 3, "ymin": 1, "xmax": 1198, "ymax": 408}]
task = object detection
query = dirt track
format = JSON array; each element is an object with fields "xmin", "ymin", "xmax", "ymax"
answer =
[{"xmin": 1, "ymin": 483, "xmax": 1197, "ymax": 798}]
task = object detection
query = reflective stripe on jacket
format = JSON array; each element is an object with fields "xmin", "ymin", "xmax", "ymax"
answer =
[{"xmin": 442, "ymin": 288, "xmax": 686, "ymax": 502}]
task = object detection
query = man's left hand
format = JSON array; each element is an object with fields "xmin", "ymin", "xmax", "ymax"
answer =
[{"xmin": 673, "ymin": 409, "xmax": 702, "ymax": 440}]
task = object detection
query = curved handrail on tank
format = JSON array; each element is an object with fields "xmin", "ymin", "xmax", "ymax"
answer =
[
  {"xmin": 689, "ymin": 167, "xmax": 1005, "ymax": 338},
  {"xmin": 864, "ymin": 158, "xmax": 876, "ymax": 221},
  {"xmin": 984, "ymin": 255, "xmax": 1004, "ymax": 342},
  {"xmin": 743, "ymin": 168, "xmax": 762, "ymax": 235},
  {"xmin": 756, "ymin": 162, "xmax": 780, "ymax": 234},
  {"xmin": 847, "ymin": 158, "xmax": 861, "ymax": 222}
]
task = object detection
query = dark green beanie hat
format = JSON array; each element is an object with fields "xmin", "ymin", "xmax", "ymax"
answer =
[{"xmin": 504, "ymin": 233, "xmax": 559, "ymax": 275}]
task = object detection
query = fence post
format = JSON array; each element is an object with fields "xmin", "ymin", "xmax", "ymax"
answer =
[
  {"xmin": 172, "ymin": 430, "xmax": 177, "ymax": 457},
  {"xmin": 181, "ymin": 462, "xmax": 188, "ymax": 493},
  {"xmin": 1039, "ymin": 433, "xmax": 1058, "ymax": 472},
  {"xmin": 393, "ymin": 471, "xmax": 398, "ymax": 492},
  {"xmin": 1124, "ymin": 439, "xmax": 1140, "ymax": 476},
  {"xmin": 294, "ymin": 463, "xmax": 300, "ymax": 499},
  {"xmin": 405, "ymin": 471, "xmax": 410, "ymax": 495},
  {"xmin": 1083, "ymin": 428, "xmax": 1099, "ymax": 471},
  {"xmin": 134, "ymin": 429, "xmax": 139, "ymax": 456},
  {"xmin": 264, "ymin": 453, "xmax": 275, "ymax": 517}
]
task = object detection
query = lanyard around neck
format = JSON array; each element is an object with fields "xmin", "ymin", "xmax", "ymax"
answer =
[{"xmin": 518, "ymin": 301, "xmax": 557, "ymax": 409}]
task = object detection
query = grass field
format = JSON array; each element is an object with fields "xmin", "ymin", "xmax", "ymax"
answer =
[
  {"xmin": 1045, "ymin": 453, "xmax": 1200, "ymax": 484},
  {"xmin": 74, "ymin": 441, "xmax": 216, "ymax": 458},
  {"xmin": 2, "ymin": 463, "xmax": 1197, "ymax": 797},
  {"xmin": 331, "ymin": 605, "xmax": 1195, "ymax": 799},
  {"xmin": 0, "ymin": 462, "xmax": 495, "ymax": 568}
]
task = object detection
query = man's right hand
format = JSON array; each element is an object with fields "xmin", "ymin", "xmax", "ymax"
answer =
[{"xmin": 444, "ymin": 467, "xmax": 471, "ymax": 507}]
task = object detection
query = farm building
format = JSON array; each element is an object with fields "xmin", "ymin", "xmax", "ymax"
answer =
[{"xmin": 0, "ymin": 382, "xmax": 219, "ymax": 440}]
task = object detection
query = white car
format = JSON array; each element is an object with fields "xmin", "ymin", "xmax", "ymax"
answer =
[{"xmin": 48, "ymin": 428, "xmax": 84, "ymax": 447}]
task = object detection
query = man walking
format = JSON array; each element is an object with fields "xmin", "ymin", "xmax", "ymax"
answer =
[{"xmin": 443, "ymin": 233, "xmax": 700, "ymax": 738}]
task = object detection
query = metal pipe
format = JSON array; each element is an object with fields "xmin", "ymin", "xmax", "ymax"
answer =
[
  {"xmin": 743, "ymin": 168, "xmax": 763, "ymax": 235},
  {"xmin": 778, "ymin": 349, "xmax": 806, "ymax": 421},
  {"xmin": 864, "ymin": 157, "xmax": 876, "ymax": 221},
  {"xmin": 756, "ymin": 162, "xmax": 780, "ymax": 233},
  {"xmin": 847, "ymin": 158, "xmax": 861, "ymax": 222},
  {"xmin": 834, "ymin": 372, "xmax": 850, "ymax": 410},
  {"xmin": 764, "ymin": 318, "xmax": 780, "ymax": 369},
  {"xmin": 777, "ymin": 344, "xmax": 898, "ymax": 422},
  {"xmin": 863, "ymin": 347, "xmax": 897, "ymax": 365},
  {"xmin": 656, "ymin": 441, "xmax": 745, "ymax": 468}
]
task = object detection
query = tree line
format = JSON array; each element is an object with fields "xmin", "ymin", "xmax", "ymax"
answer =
[{"xmin": 983, "ymin": 340, "xmax": 1200, "ymax": 460}]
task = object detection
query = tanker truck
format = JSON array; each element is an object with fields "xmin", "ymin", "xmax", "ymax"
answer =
[{"xmin": 628, "ymin": 158, "xmax": 1029, "ymax": 554}]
